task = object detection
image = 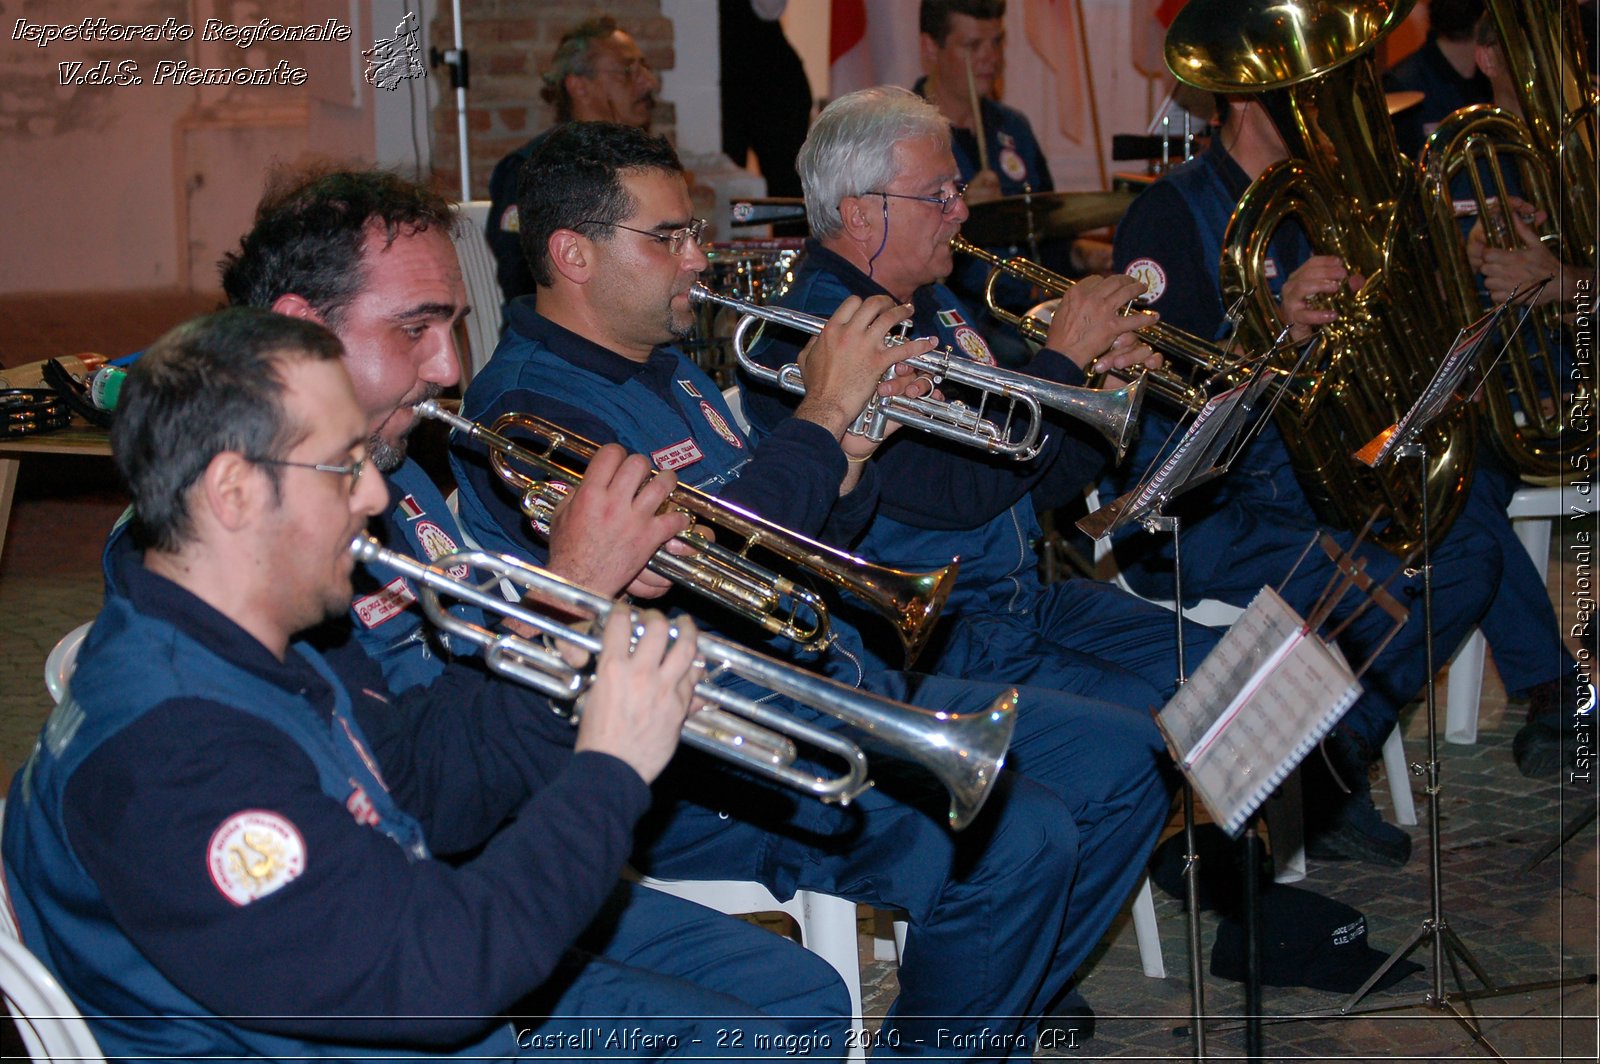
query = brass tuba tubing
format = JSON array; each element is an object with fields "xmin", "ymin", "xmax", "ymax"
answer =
[
  {"xmin": 350, "ymin": 533, "xmax": 1016, "ymax": 829},
  {"xmin": 950, "ymin": 234, "xmax": 1244, "ymax": 414},
  {"xmin": 1420, "ymin": 105, "xmax": 1583, "ymax": 482},
  {"xmin": 693, "ymin": 283, "xmax": 1147, "ymax": 462},
  {"xmin": 417, "ymin": 399, "xmax": 958, "ymax": 666}
]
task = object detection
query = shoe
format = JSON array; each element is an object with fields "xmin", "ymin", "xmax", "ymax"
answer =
[
  {"xmin": 1513, "ymin": 715, "xmax": 1563, "ymax": 778},
  {"xmin": 1036, "ymin": 986, "xmax": 1095, "ymax": 1044},
  {"xmin": 1513, "ymin": 675, "xmax": 1596, "ymax": 779},
  {"xmin": 1301, "ymin": 731, "xmax": 1412, "ymax": 869}
]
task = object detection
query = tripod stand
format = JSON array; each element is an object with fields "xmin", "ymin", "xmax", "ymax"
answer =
[{"xmin": 1338, "ymin": 442, "xmax": 1589, "ymax": 1061}]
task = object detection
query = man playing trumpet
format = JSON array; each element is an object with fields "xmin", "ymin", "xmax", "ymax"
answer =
[
  {"xmin": 452, "ymin": 120, "xmax": 1174, "ymax": 1050},
  {"xmin": 742, "ymin": 87, "xmax": 1219, "ymax": 715},
  {"xmin": 3, "ymin": 308, "xmax": 854, "ymax": 1059}
]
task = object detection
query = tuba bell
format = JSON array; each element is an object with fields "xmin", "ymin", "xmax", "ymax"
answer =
[{"xmin": 1166, "ymin": 0, "xmax": 1478, "ymax": 555}]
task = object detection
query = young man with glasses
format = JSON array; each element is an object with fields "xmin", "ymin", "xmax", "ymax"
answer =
[
  {"xmin": 5, "ymin": 308, "xmax": 856, "ymax": 1059},
  {"xmin": 452, "ymin": 119, "xmax": 1177, "ymax": 1052}
]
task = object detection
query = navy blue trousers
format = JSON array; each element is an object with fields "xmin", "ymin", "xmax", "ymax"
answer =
[
  {"xmin": 1459, "ymin": 453, "xmax": 1575, "ymax": 696},
  {"xmin": 520, "ymin": 882, "xmax": 850, "ymax": 1060},
  {"xmin": 1117, "ymin": 428, "xmax": 1505, "ymax": 753},
  {"xmin": 928, "ymin": 578, "xmax": 1223, "ymax": 711},
  {"xmin": 633, "ymin": 672, "xmax": 1173, "ymax": 1059}
]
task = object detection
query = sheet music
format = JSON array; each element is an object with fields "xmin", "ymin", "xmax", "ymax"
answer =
[
  {"xmin": 1157, "ymin": 587, "xmax": 1362, "ymax": 837},
  {"xmin": 1357, "ymin": 299, "xmax": 1514, "ymax": 467},
  {"xmin": 1077, "ymin": 375, "xmax": 1265, "ymax": 541}
]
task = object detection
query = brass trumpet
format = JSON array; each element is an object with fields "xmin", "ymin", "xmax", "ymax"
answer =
[
  {"xmin": 689, "ymin": 283, "xmax": 1146, "ymax": 461},
  {"xmin": 951, "ymin": 234, "xmax": 1246, "ymax": 414},
  {"xmin": 418, "ymin": 400, "xmax": 956, "ymax": 666},
  {"xmin": 350, "ymin": 533, "xmax": 1016, "ymax": 829}
]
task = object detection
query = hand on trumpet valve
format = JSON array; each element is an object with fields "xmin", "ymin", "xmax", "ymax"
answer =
[
  {"xmin": 1042, "ymin": 272, "xmax": 1154, "ymax": 372},
  {"xmin": 1092, "ymin": 333, "xmax": 1163, "ymax": 383},
  {"xmin": 794, "ymin": 294, "xmax": 939, "ymax": 443},
  {"xmin": 547, "ymin": 443, "xmax": 690, "ymax": 602},
  {"xmin": 574, "ymin": 608, "xmax": 704, "ymax": 784},
  {"xmin": 838, "ymin": 363, "xmax": 943, "ymax": 463},
  {"xmin": 1279, "ymin": 255, "xmax": 1361, "ymax": 341},
  {"xmin": 1470, "ymin": 196, "xmax": 1565, "ymax": 306}
]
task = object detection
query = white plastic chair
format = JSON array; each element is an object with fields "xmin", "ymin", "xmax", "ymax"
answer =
[
  {"xmin": 43, "ymin": 623, "xmax": 91, "ymax": 706},
  {"xmin": 0, "ymin": 936, "xmax": 105, "ymax": 1063},
  {"xmin": 636, "ymin": 877, "xmax": 873, "ymax": 1059},
  {"xmin": 1445, "ymin": 484, "xmax": 1572, "ymax": 744},
  {"xmin": 451, "ymin": 201, "xmax": 504, "ymax": 383},
  {"xmin": 639, "ymin": 872, "xmax": 1164, "ymax": 1061},
  {"xmin": 0, "ymin": 803, "xmax": 107, "ymax": 1062}
]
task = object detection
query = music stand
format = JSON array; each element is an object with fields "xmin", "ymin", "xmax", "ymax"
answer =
[
  {"xmin": 1339, "ymin": 293, "xmax": 1583, "ymax": 1061},
  {"xmin": 1079, "ymin": 338, "xmax": 1305, "ymax": 1060}
]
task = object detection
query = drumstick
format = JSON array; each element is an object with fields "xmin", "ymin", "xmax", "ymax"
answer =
[{"xmin": 965, "ymin": 54, "xmax": 991, "ymax": 175}]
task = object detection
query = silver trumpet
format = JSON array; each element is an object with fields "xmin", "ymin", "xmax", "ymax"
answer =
[
  {"xmin": 350, "ymin": 533, "xmax": 1016, "ymax": 830},
  {"xmin": 689, "ymin": 283, "xmax": 1145, "ymax": 461}
]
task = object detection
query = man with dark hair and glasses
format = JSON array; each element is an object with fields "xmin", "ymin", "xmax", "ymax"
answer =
[
  {"xmin": 487, "ymin": 14, "xmax": 663, "ymax": 301},
  {"xmin": 453, "ymin": 117, "xmax": 1177, "ymax": 1052},
  {"xmin": 3, "ymin": 308, "xmax": 855, "ymax": 1059}
]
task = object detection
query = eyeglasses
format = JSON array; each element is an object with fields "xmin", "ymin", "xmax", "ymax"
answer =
[
  {"xmin": 868, "ymin": 182, "xmax": 968, "ymax": 216},
  {"xmin": 593, "ymin": 58, "xmax": 654, "ymax": 82},
  {"xmin": 253, "ymin": 455, "xmax": 368, "ymax": 496},
  {"xmin": 579, "ymin": 217, "xmax": 709, "ymax": 256}
]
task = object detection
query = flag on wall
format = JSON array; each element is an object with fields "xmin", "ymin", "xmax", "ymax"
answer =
[
  {"xmin": 1131, "ymin": 0, "xmax": 1177, "ymax": 79},
  {"xmin": 827, "ymin": 0, "xmax": 920, "ymax": 99},
  {"xmin": 1156, "ymin": 0, "xmax": 1188, "ymax": 24},
  {"xmin": 1023, "ymin": 0, "xmax": 1089, "ymax": 143}
]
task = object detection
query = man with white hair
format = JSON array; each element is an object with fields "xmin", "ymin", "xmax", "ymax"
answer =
[{"xmin": 743, "ymin": 86, "xmax": 1220, "ymax": 716}]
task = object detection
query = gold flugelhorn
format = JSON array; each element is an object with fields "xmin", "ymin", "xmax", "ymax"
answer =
[
  {"xmin": 350, "ymin": 533, "xmax": 1016, "ymax": 830},
  {"xmin": 690, "ymin": 282, "xmax": 1146, "ymax": 461},
  {"xmin": 950, "ymin": 234, "xmax": 1247, "ymax": 414},
  {"xmin": 418, "ymin": 399, "xmax": 957, "ymax": 666}
]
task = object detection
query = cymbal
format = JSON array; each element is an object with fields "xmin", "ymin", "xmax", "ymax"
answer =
[
  {"xmin": 1385, "ymin": 90, "xmax": 1424, "ymax": 115},
  {"xmin": 961, "ymin": 189, "xmax": 1137, "ymax": 245}
]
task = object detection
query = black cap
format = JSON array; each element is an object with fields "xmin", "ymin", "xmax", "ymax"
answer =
[{"xmin": 1211, "ymin": 885, "xmax": 1423, "ymax": 994}]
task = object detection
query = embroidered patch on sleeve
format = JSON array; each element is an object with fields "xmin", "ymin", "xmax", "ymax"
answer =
[
  {"xmin": 651, "ymin": 438, "xmax": 705, "ymax": 471},
  {"xmin": 1124, "ymin": 258, "xmax": 1167, "ymax": 303},
  {"xmin": 953, "ymin": 326, "xmax": 995, "ymax": 365},
  {"xmin": 208, "ymin": 810, "xmax": 306, "ymax": 906},
  {"xmin": 415, "ymin": 520, "xmax": 469, "ymax": 579},
  {"xmin": 700, "ymin": 402, "xmax": 745, "ymax": 449},
  {"xmin": 352, "ymin": 576, "xmax": 417, "ymax": 628}
]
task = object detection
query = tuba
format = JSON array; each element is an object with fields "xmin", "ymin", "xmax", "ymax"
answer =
[
  {"xmin": 1483, "ymin": 0, "xmax": 1597, "ymax": 268},
  {"xmin": 1419, "ymin": 105, "xmax": 1585, "ymax": 482},
  {"xmin": 419, "ymin": 400, "xmax": 957, "ymax": 666},
  {"xmin": 1413, "ymin": 0, "xmax": 1598, "ymax": 482},
  {"xmin": 1166, "ymin": 0, "xmax": 1478, "ymax": 555},
  {"xmin": 350, "ymin": 533, "xmax": 1016, "ymax": 830}
]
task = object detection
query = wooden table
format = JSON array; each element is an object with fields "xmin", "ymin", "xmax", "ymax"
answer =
[{"xmin": 0, "ymin": 426, "xmax": 113, "ymax": 561}]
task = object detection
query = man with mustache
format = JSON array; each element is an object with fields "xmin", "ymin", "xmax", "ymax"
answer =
[
  {"xmin": 487, "ymin": 15, "xmax": 662, "ymax": 301},
  {"xmin": 451, "ymin": 119, "xmax": 1175, "ymax": 1053}
]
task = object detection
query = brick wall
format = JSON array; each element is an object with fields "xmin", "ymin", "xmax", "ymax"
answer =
[{"xmin": 430, "ymin": 0, "xmax": 674, "ymax": 200}]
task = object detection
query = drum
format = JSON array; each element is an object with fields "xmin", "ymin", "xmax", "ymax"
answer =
[{"xmin": 689, "ymin": 240, "xmax": 805, "ymax": 388}]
